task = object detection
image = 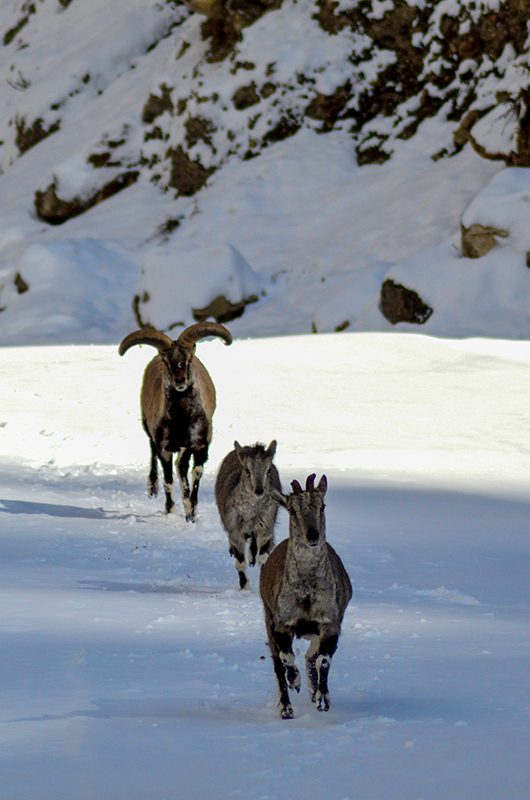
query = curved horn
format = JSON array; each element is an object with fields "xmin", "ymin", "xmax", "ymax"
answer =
[
  {"xmin": 177, "ymin": 322, "xmax": 233, "ymax": 351},
  {"xmin": 291, "ymin": 479, "xmax": 303, "ymax": 495},
  {"xmin": 305, "ymin": 474, "xmax": 317, "ymax": 492},
  {"xmin": 118, "ymin": 327, "xmax": 173, "ymax": 356}
]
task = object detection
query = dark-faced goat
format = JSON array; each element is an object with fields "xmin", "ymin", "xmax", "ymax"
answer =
[
  {"xmin": 260, "ymin": 474, "xmax": 352, "ymax": 719},
  {"xmin": 215, "ymin": 440, "xmax": 281, "ymax": 589},
  {"xmin": 118, "ymin": 322, "xmax": 232, "ymax": 522}
]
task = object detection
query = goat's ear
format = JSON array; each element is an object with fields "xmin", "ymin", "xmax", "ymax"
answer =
[
  {"xmin": 266, "ymin": 439, "xmax": 277, "ymax": 458},
  {"xmin": 234, "ymin": 441, "xmax": 244, "ymax": 463},
  {"xmin": 317, "ymin": 474, "xmax": 328, "ymax": 495},
  {"xmin": 271, "ymin": 489, "xmax": 288, "ymax": 508}
]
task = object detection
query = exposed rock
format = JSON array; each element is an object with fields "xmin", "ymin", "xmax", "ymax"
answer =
[
  {"xmin": 197, "ymin": 0, "xmax": 283, "ymax": 61},
  {"xmin": 87, "ymin": 152, "xmax": 122, "ymax": 168},
  {"xmin": 263, "ymin": 115, "xmax": 301, "ymax": 145},
  {"xmin": 313, "ymin": 0, "xmax": 351, "ymax": 34},
  {"xmin": 181, "ymin": 0, "xmax": 224, "ymax": 16},
  {"xmin": 142, "ymin": 84, "xmax": 173, "ymax": 124},
  {"xmin": 461, "ymin": 224, "xmax": 509, "ymax": 259},
  {"xmin": 356, "ymin": 140, "xmax": 392, "ymax": 166},
  {"xmin": 380, "ymin": 279, "xmax": 433, "ymax": 325},
  {"xmin": 184, "ymin": 116, "xmax": 216, "ymax": 148},
  {"xmin": 335, "ymin": 320, "xmax": 350, "ymax": 332},
  {"xmin": 260, "ymin": 82, "xmax": 276, "ymax": 99},
  {"xmin": 232, "ymin": 83, "xmax": 260, "ymax": 110},
  {"xmin": 15, "ymin": 116, "xmax": 60, "ymax": 155},
  {"xmin": 305, "ymin": 83, "xmax": 351, "ymax": 131},
  {"xmin": 3, "ymin": 12, "xmax": 32, "ymax": 46},
  {"xmin": 200, "ymin": 16, "xmax": 240, "ymax": 62},
  {"xmin": 192, "ymin": 293, "xmax": 258, "ymax": 324},
  {"xmin": 14, "ymin": 272, "xmax": 29, "ymax": 294},
  {"xmin": 35, "ymin": 171, "xmax": 139, "ymax": 225},
  {"xmin": 168, "ymin": 146, "xmax": 214, "ymax": 195}
]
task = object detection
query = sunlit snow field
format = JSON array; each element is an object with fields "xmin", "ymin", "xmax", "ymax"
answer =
[{"xmin": 1, "ymin": 333, "xmax": 529, "ymax": 799}]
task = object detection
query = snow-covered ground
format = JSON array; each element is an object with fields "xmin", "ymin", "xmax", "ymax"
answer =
[
  {"xmin": 1, "ymin": 333, "xmax": 529, "ymax": 799},
  {"xmin": 0, "ymin": 1, "xmax": 529, "ymax": 342}
]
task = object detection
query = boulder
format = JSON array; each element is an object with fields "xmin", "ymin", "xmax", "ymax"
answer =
[
  {"xmin": 380, "ymin": 279, "xmax": 433, "ymax": 325},
  {"xmin": 461, "ymin": 223, "xmax": 509, "ymax": 259}
]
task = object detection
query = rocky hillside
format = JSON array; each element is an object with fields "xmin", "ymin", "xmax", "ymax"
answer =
[{"xmin": 0, "ymin": 0, "xmax": 528, "ymax": 342}]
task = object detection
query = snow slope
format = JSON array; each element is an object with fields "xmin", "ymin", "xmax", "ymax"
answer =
[
  {"xmin": 1, "ymin": 334, "xmax": 529, "ymax": 799},
  {"xmin": 0, "ymin": 1, "xmax": 528, "ymax": 342}
]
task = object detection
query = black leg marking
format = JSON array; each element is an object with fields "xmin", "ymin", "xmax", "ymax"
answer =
[
  {"xmin": 146, "ymin": 430, "xmax": 159, "ymax": 497},
  {"xmin": 238, "ymin": 570, "xmax": 248, "ymax": 590},
  {"xmin": 258, "ymin": 540, "xmax": 272, "ymax": 566},
  {"xmin": 273, "ymin": 655, "xmax": 294, "ymax": 719},
  {"xmin": 265, "ymin": 613, "xmax": 295, "ymax": 719},
  {"xmin": 160, "ymin": 452, "xmax": 175, "ymax": 514},
  {"xmin": 176, "ymin": 448, "xmax": 192, "ymax": 520},
  {"xmin": 306, "ymin": 652, "xmax": 318, "ymax": 702},
  {"xmin": 275, "ymin": 630, "xmax": 300, "ymax": 693},
  {"xmin": 249, "ymin": 534, "xmax": 257, "ymax": 567},
  {"xmin": 231, "ymin": 545, "xmax": 247, "ymax": 590},
  {"xmin": 315, "ymin": 634, "xmax": 339, "ymax": 712},
  {"xmin": 188, "ymin": 447, "xmax": 208, "ymax": 522}
]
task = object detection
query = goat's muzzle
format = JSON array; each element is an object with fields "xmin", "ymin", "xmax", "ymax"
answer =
[{"xmin": 306, "ymin": 527, "xmax": 320, "ymax": 546}]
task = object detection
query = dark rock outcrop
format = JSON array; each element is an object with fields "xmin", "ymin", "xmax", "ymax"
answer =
[
  {"xmin": 380, "ymin": 279, "xmax": 433, "ymax": 325},
  {"xmin": 168, "ymin": 146, "xmax": 214, "ymax": 196},
  {"xmin": 461, "ymin": 224, "xmax": 509, "ymax": 259},
  {"xmin": 192, "ymin": 293, "xmax": 258, "ymax": 324},
  {"xmin": 35, "ymin": 171, "xmax": 139, "ymax": 225}
]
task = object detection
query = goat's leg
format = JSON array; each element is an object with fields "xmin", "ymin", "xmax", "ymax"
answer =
[
  {"xmin": 188, "ymin": 446, "xmax": 208, "ymax": 522},
  {"xmin": 265, "ymin": 614, "xmax": 297, "ymax": 719},
  {"xmin": 160, "ymin": 450, "xmax": 175, "ymax": 514},
  {"xmin": 229, "ymin": 531, "xmax": 248, "ymax": 589},
  {"xmin": 256, "ymin": 519, "xmax": 274, "ymax": 566},
  {"xmin": 305, "ymin": 636, "xmax": 319, "ymax": 703},
  {"xmin": 176, "ymin": 447, "xmax": 192, "ymax": 521},
  {"xmin": 248, "ymin": 533, "xmax": 257, "ymax": 567},
  {"xmin": 143, "ymin": 422, "xmax": 159, "ymax": 497},
  {"xmin": 313, "ymin": 630, "xmax": 339, "ymax": 712}
]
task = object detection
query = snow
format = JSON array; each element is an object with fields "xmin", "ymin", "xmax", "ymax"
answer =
[
  {"xmin": 0, "ymin": 2, "xmax": 529, "ymax": 796},
  {"xmin": 1, "ymin": 334, "xmax": 530, "ymax": 799},
  {"xmin": 139, "ymin": 243, "xmax": 266, "ymax": 330},
  {"xmin": 1, "ymin": 0, "xmax": 528, "ymax": 343}
]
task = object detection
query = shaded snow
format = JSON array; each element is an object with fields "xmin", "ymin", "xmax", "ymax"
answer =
[{"xmin": 1, "ymin": 334, "xmax": 530, "ymax": 799}]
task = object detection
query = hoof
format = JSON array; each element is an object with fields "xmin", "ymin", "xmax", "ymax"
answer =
[
  {"xmin": 238, "ymin": 571, "xmax": 248, "ymax": 590},
  {"xmin": 285, "ymin": 665, "xmax": 301, "ymax": 692},
  {"xmin": 315, "ymin": 691, "xmax": 330, "ymax": 712},
  {"xmin": 280, "ymin": 705, "xmax": 294, "ymax": 720}
]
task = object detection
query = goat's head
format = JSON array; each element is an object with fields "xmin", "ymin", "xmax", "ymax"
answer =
[
  {"xmin": 273, "ymin": 473, "xmax": 327, "ymax": 548},
  {"xmin": 234, "ymin": 440, "xmax": 277, "ymax": 497},
  {"xmin": 118, "ymin": 323, "xmax": 232, "ymax": 391}
]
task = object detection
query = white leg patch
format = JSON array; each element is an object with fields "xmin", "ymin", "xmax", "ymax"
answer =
[
  {"xmin": 281, "ymin": 652, "xmax": 301, "ymax": 690},
  {"xmin": 316, "ymin": 654, "xmax": 331, "ymax": 674},
  {"xmin": 258, "ymin": 551, "xmax": 269, "ymax": 566},
  {"xmin": 183, "ymin": 497, "xmax": 193, "ymax": 518}
]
